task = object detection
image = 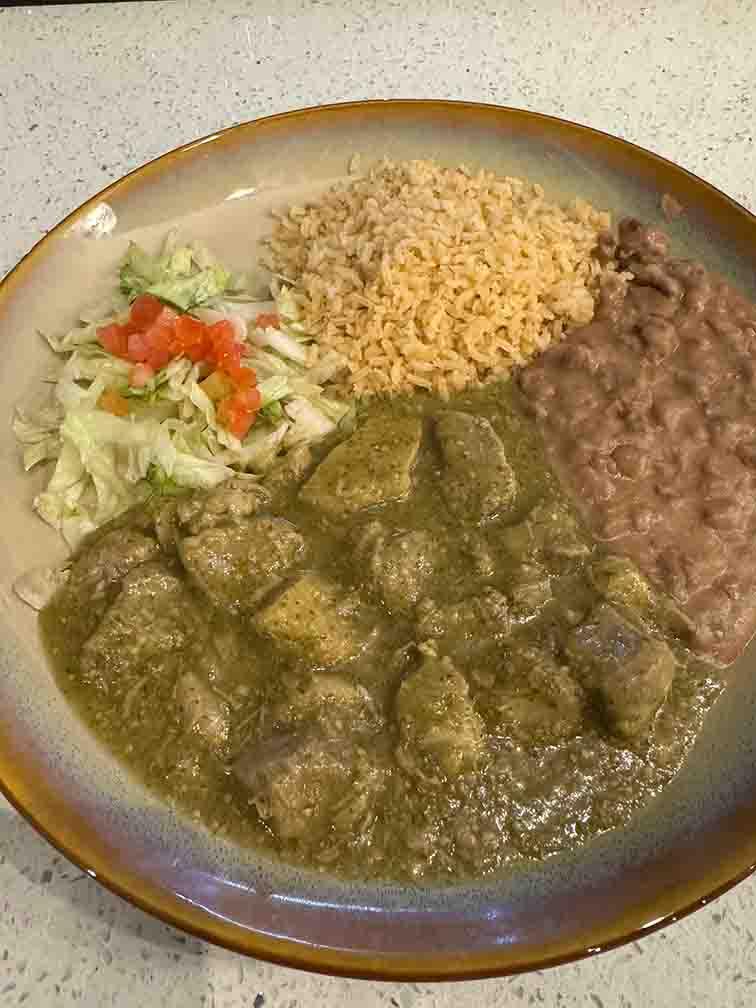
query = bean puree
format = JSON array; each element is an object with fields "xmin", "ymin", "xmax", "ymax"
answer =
[{"xmin": 521, "ymin": 218, "xmax": 756, "ymax": 664}]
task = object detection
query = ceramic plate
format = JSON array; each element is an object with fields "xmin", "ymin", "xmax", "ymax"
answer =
[{"xmin": 2, "ymin": 101, "xmax": 756, "ymax": 980}]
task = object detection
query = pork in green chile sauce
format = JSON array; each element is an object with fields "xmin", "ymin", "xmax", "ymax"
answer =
[{"xmin": 42, "ymin": 376, "xmax": 723, "ymax": 881}]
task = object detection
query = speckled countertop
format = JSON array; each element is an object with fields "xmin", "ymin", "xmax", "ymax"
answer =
[{"xmin": 1, "ymin": 2, "xmax": 756, "ymax": 1005}]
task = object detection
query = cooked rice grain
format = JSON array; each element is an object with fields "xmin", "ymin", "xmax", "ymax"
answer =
[{"xmin": 265, "ymin": 160, "xmax": 612, "ymax": 397}]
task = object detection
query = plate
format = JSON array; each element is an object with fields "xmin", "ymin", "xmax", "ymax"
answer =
[{"xmin": 2, "ymin": 101, "xmax": 756, "ymax": 980}]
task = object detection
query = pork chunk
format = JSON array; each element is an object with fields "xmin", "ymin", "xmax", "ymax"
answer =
[
  {"xmin": 416, "ymin": 589, "xmax": 511, "ymax": 654},
  {"xmin": 54, "ymin": 526, "xmax": 162, "ymax": 647},
  {"xmin": 263, "ymin": 445, "xmax": 315, "ymax": 505},
  {"xmin": 488, "ymin": 646, "xmax": 583, "ymax": 743},
  {"xmin": 300, "ymin": 414, "xmax": 422, "ymax": 519},
  {"xmin": 435, "ymin": 411, "xmax": 517, "ymax": 522},
  {"xmin": 254, "ymin": 573, "xmax": 369, "ymax": 666},
  {"xmin": 355, "ymin": 521, "xmax": 444, "ymax": 616},
  {"xmin": 176, "ymin": 477, "xmax": 271, "ymax": 535},
  {"xmin": 80, "ymin": 563, "xmax": 200, "ymax": 692},
  {"xmin": 509, "ymin": 563, "xmax": 553, "ymax": 621},
  {"xmin": 497, "ymin": 498, "xmax": 589, "ymax": 568},
  {"xmin": 527, "ymin": 498, "xmax": 591, "ymax": 564},
  {"xmin": 174, "ymin": 671, "xmax": 231, "ymax": 759},
  {"xmin": 271, "ymin": 672, "xmax": 380, "ymax": 737},
  {"xmin": 395, "ymin": 646, "xmax": 484, "ymax": 780},
  {"xmin": 69, "ymin": 527, "xmax": 159, "ymax": 589},
  {"xmin": 234, "ymin": 734, "xmax": 385, "ymax": 842},
  {"xmin": 178, "ymin": 517, "xmax": 305, "ymax": 611},
  {"xmin": 589, "ymin": 554, "xmax": 696, "ymax": 644},
  {"xmin": 589, "ymin": 555, "xmax": 654, "ymax": 613},
  {"xmin": 566, "ymin": 604, "xmax": 676, "ymax": 742}
]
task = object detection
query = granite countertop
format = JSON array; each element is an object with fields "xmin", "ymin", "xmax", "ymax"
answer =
[{"xmin": 2, "ymin": 2, "xmax": 756, "ymax": 1005}]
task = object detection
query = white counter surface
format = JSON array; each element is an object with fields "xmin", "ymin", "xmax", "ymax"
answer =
[{"xmin": 2, "ymin": 2, "xmax": 756, "ymax": 1004}]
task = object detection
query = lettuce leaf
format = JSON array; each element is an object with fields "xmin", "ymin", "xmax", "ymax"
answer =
[
  {"xmin": 119, "ymin": 234, "xmax": 233, "ymax": 311},
  {"xmin": 283, "ymin": 397, "xmax": 336, "ymax": 447},
  {"xmin": 258, "ymin": 375, "xmax": 291, "ymax": 407}
]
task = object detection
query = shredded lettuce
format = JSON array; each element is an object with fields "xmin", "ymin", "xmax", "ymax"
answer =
[
  {"xmin": 22, "ymin": 438, "xmax": 60, "ymax": 472},
  {"xmin": 215, "ymin": 421, "xmax": 291, "ymax": 472},
  {"xmin": 13, "ymin": 564, "xmax": 70, "ymax": 611},
  {"xmin": 260, "ymin": 401, "xmax": 284, "ymax": 422},
  {"xmin": 283, "ymin": 397, "xmax": 337, "ymax": 447},
  {"xmin": 119, "ymin": 232, "xmax": 237, "ymax": 311},
  {"xmin": 147, "ymin": 465, "xmax": 188, "ymax": 497},
  {"xmin": 259, "ymin": 326, "xmax": 308, "ymax": 363},
  {"xmin": 13, "ymin": 404, "xmax": 63, "ymax": 443},
  {"xmin": 17, "ymin": 234, "xmax": 353, "ymax": 546},
  {"xmin": 258, "ymin": 375, "xmax": 291, "ymax": 407},
  {"xmin": 274, "ymin": 283, "xmax": 309, "ymax": 336},
  {"xmin": 13, "ymin": 405, "xmax": 63, "ymax": 471}
]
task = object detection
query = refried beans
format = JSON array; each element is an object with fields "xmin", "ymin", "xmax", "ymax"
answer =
[{"xmin": 521, "ymin": 217, "xmax": 756, "ymax": 665}]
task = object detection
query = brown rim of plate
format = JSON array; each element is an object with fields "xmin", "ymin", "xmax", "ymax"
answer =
[{"xmin": 2, "ymin": 100, "xmax": 756, "ymax": 981}]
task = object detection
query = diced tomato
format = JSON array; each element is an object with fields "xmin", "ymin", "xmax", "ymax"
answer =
[
  {"xmin": 139, "ymin": 312, "xmax": 178, "ymax": 370},
  {"xmin": 218, "ymin": 346, "xmax": 243, "ymax": 374},
  {"xmin": 255, "ymin": 312, "xmax": 280, "ymax": 330},
  {"xmin": 217, "ymin": 397, "xmax": 255, "ymax": 439},
  {"xmin": 98, "ymin": 388, "xmax": 130, "ymax": 417},
  {"xmin": 129, "ymin": 294, "xmax": 164, "ymax": 329},
  {"xmin": 98, "ymin": 323, "xmax": 130, "ymax": 359},
  {"xmin": 146, "ymin": 344, "xmax": 175, "ymax": 370},
  {"xmin": 237, "ymin": 385, "xmax": 262, "ymax": 411},
  {"xmin": 126, "ymin": 328, "xmax": 150, "ymax": 363},
  {"xmin": 200, "ymin": 369, "xmax": 235, "ymax": 402},
  {"xmin": 120, "ymin": 305, "xmax": 179, "ymax": 364},
  {"xmin": 104, "ymin": 307, "xmax": 254, "ymax": 391},
  {"xmin": 216, "ymin": 383, "xmax": 261, "ymax": 438},
  {"xmin": 216, "ymin": 397, "xmax": 237, "ymax": 434},
  {"xmin": 218, "ymin": 321, "xmax": 243, "ymax": 362},
  {"xmin": 173, "ymin": 314, "xmax": 209, "ymax": 362},
  {"xmin": 225, "ymin": 364, "xmax": 256, "ymax": 389},
  {"xmin": 206, "ymin": 320, "xmax": 243, "ymax": 374},
  {"xmin": 129, "ymin": 363, "xmax": 154, "ymax": 388}
]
